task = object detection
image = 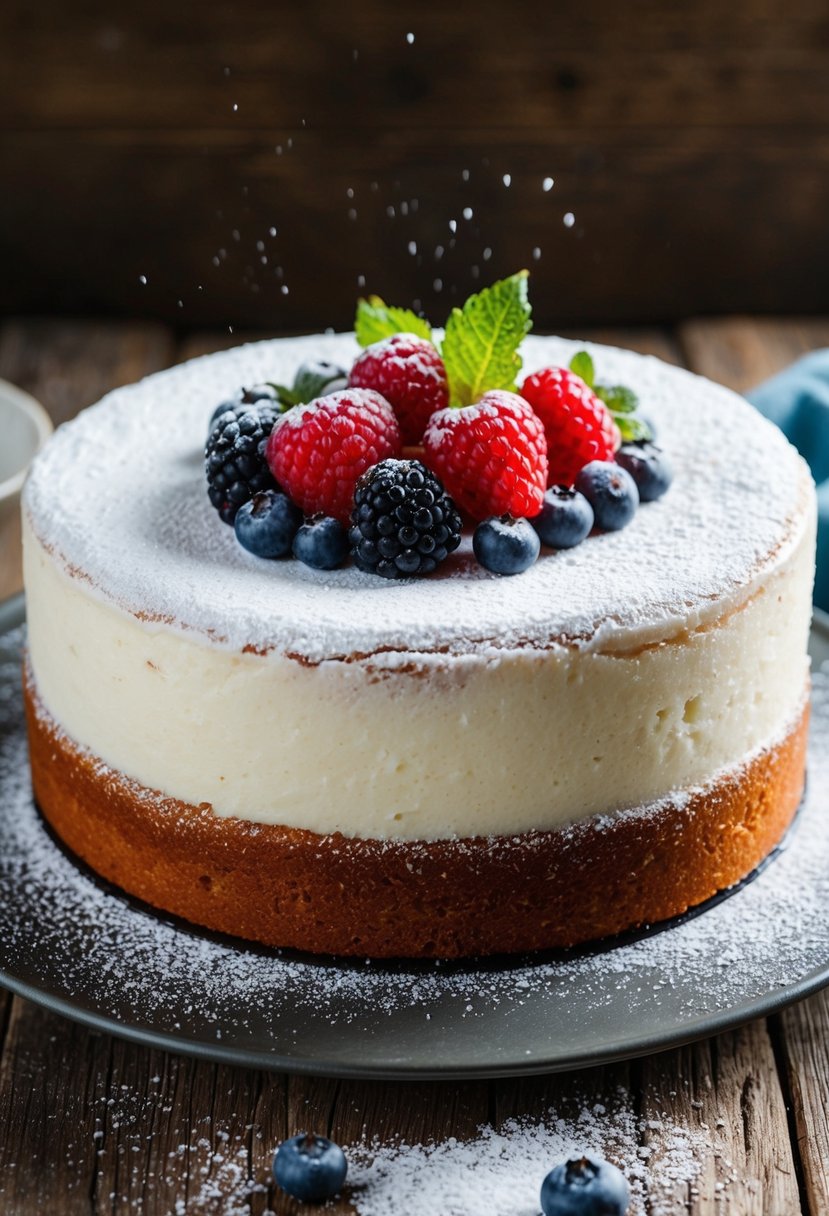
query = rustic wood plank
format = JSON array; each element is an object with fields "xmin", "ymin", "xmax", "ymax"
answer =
[
  {"xmin": 2, "ymin": 0, "xmax": 828, "ymax": 132},
  {"xmin": 641, "ymin": 1023, "xmax": 803, "ymax": 1214},
  {"xmin": 4, "ymin": 130, "xmax": 829, "ymax": 329},
  {"xmin": 0, "ymin": 319, "xmax": 175, "ymax": 429},
  {"xmin": 678, "ymin": 317, "xmax": 829, "ymax": 394},
  {"xmin": 775, "ymin": 993, "xmax": 829, "ymax": 1215}
]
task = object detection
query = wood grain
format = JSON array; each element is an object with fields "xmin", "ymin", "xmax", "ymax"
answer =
[
  {"xmin": 776, "ymin": 993, "xmax": 829, "ymax": 1215},
  {"xmin": 640, "ymin": 1025, "xmax": 802, "ymax": 1214},
  {"xmin": 2, "ymin": 1, "xmax": 829, "ymax": 326}
]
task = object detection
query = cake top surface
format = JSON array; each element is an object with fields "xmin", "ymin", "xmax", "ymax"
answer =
[{"xmin": 24, "ymin": 333, "xmax": 813, "ymax": 663}]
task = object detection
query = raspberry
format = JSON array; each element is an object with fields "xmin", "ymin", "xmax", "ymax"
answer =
[
  {"xmin": 350, "ymin": 459, "xmax": 462, "ymax": 579},
  {"xmin": 266, "ymin": 389, "xmax": 401, "ymax": 525},
  {"xmin": 348, "ymin": 334, "xmax": 449, "ymax": 445},
  {"xmin": 521, "ymin": 367, "xmax": 620, "ymax": 486},
  {"xmin": 205, "ymin": 404, "xmax": 280, "ymax": 524},
  {"xmin": 422, "ymin": 390, "xmax": 548, "ymax": 521}
]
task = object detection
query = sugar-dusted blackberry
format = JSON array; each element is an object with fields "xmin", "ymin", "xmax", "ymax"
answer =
[
  {"xmin": 208, "ymin": 384, "xmax": 279, "ymax": 435},
  {"xmin": 350, "ymin": 459, "xmax": 462, "ymax": 579},
  {"xmin": 205, "ymin": 405, "xmax": 280, "ymax": 524}
]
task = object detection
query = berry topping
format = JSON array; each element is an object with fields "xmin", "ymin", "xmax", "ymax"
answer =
[
  {"xmin": 615, "ymin": 441, "xmax": 673, "ymax": 502},
  {"xmin": 293, "ymin": 514, "xmax": 349, "ymax": 570},
  {"xmin": 291, "ymin": 359, "xmax": 348, "ymax": 402},
  {"xmin": 233, "ymin": 490, "xmax": 302, "ymax": 559},
  {"xmin": 422, "ymin": 390, "xmax": 548, "ymax": 521},
  {"xmin": 521, "ymin": 366, "xmax": 620, "ymax": 487},
  {"xmin": 350, "ymin": 459, "xmax": 462, "ymax": 579},
  {"xmin": 349, "ymin": 333, "xmax": 449, "ymax": 444},
  {"xmin": 473, "ymin": 515, "xmax": 540, "ymax": 575},
  {"xmin": 266, "ymin": 389, "xmax": 402, "ymax": 525},
  {"xmin": 575, "ymin": 460, "xmax": 639, "ymax": 532},
  {"xmin": 532, "ymin": 485, "xmax": 594, "ymax": 549},
  {"xmin": 540, "ymin": 1154, "xmax": 630, "ymax": 1216},
  {"xmin": 205, "ymin": 404, "xmax": 280, "ymax": 524},
  {"xmin": 209, "ymin": 385, "xmax": 278, "ymax": 435},
  {"xmin": 273, "ymin": 1133, "xmax": 347, "ymax": 1204}
]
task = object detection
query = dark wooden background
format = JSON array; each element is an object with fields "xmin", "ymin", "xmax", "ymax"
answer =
[{"xmin": 2, "ymin": 0, "xmax": 829, "ymax": 331}]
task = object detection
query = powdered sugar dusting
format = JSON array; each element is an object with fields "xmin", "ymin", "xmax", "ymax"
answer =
[
  {"xmin": 23, "ymin": 334, "xmax": 810, "ymax": 662},
  {"xmin": 2, "ymin": 624, "xmax": 829, "ymax": 1078},
  {"xmin": 347, "ymin": 1098, "xmax": 703, "ymax": 1216}
]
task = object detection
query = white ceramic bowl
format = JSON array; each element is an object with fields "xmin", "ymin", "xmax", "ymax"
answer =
[{"xmin": 0, "ymin": 380, "xmax": 53, "ymax": 600}]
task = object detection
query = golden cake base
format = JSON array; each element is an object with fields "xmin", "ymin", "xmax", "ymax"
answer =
[{"xmin": 24, "ymin": 669, "xmax": 808, "ymax": 959}]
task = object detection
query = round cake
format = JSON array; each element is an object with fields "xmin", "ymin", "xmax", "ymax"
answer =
[{"xmin": 22, "ymin": 333, "xmax": 815, "ymax": 957}]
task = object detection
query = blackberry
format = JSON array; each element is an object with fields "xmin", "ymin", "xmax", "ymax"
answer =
[
  {"xmin": 209, "ymin": 384, "xmax": 279, "ymax": 435},
  {"xmin": 205, "ymin": 405, "xmax": 280, "ymax": 524},
  {"xmin": 350, "ymin": 459, "xmax": 462, "ymax": 579}
]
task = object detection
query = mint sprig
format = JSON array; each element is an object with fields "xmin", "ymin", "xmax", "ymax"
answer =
[
  {"xmin": 568, "ymin": 350, "xmax": 652, "ymax": 443},
  {"xmin": 441, "ymin": 270, "xmax": 532, "ymax": 407},
  {"xmin": 355, "ymin": 296, "xmax": 432, "ymax": 347}
]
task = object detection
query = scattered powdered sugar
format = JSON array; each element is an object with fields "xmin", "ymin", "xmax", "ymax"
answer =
[
  {"xmin": 346, "ymin": 1098, "xmax": 703, "ymax": 1216},
  {"xmin": 23, "ymin": 333, "xmax": 808, "ymax": 662},
  {"xmin": 2, "ymin": 626, "xmax": 829, "ymax": 1081}
]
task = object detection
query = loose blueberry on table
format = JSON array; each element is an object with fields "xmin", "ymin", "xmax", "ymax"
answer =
[
  {"xmin": 540, "ymin": 1154, "xmax": 630, "ymax": 1216},
  {"xmin": 272, "ymin": 1132, "xmax": 348, "ymax": 1203}
]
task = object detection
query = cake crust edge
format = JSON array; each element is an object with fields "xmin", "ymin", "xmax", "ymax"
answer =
[{"xmin": 25, "ymin": 669, "xmax": 809, "ymax": 959}]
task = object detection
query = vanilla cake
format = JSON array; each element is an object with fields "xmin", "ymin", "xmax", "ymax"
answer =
[{"xmin": 22, "ymin": 334, "xmax": 815, "ymax": 956}]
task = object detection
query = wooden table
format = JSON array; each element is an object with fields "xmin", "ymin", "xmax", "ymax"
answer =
[{"xmin": 1, "ymin": 316, "xmax": 828, "ymax": 1215}]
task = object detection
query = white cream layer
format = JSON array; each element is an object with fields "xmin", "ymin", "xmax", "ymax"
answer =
[{"xmin": 24, "ymin": 506, "xmax": 815, "ymax": 842}]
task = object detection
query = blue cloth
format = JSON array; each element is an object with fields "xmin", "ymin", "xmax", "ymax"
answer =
[{"xmin": 747, "ymin": 350, "xmax": 829, "ymax": 610}]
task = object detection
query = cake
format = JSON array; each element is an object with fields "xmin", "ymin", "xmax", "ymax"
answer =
[{"xmin": 21, "ymin": 327, "xmax": 815, "ymax": 958}]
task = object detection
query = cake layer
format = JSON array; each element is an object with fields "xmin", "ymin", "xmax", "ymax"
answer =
[
  {"xmin": 24, "ymin": 514, "xmax": 814, "ymax": 839},
  {"xmin": 25, "ymin": 671, "xmax": 809, "ymax": 959},
  {"xmin": 22, "ymin": 334, "xmax": 813, "ymax": 662}
]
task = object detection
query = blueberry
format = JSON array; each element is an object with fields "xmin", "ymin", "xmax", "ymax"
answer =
[
  {"xmin": 615, "ymin": 442, "xmax": 673, "ymax": 502},
  {"xmin": 293, "ymin": 359, "xmax": 348, "ymax": 403},
  {"xmin": 575, "ymin": 461, "xmax": 638, "ymax": 532},
  {"xmin": 540, "ymin": 1154, "xmax": 630, "ymax": 1216},
  {"xmin": 234, "ymin": 490, "xmax": 302, "ymax": 558},
  {"xmin": 273, "ymin": 1132, "xmax": 347, "ymax": 1204},
  {"xmin": 293, "ymin": 515, "xmax": 349, "ymax": 570},
  {"xmin": 532, "ymin": 486, "xmax": 594, "ymax": 549},
  {"xmin": 473, "ymin": 515, "xmax": 540, "ymax": 575},
  {"xmin": 209, "ymin": 385, "xmax": 277, "ymax": 432}
]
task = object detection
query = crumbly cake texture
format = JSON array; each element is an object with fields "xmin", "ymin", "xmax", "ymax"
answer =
[
  {"xmin": 23, "ymin": 333, "xmax": 809, "ymax": 663},
  {"xmin": 25, "ymin": 667, "xmax": 808, "ymax": 958}
]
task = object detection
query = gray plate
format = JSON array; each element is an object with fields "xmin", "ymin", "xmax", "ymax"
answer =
[{"xmin": 2, "ymin": 591, "xmax": 829, "ymax": 1080}]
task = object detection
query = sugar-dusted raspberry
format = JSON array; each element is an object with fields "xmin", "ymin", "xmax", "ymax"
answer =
[
  {"xmin": 348, "ymin": 334, "xmax": 449, "ymax": 445},
  {"xmin": 521, "ymin": 366, "xmax": 620, "ymax": 486},
  {"xmin": 266, "ymin": 389, "xmax": 401, "ymax": 524},
  {"xmin": 422, "ymin": 390, "xmax": 548, "ymax": 521}
]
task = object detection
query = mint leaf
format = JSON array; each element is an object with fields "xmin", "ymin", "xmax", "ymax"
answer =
[
  {"xmin": 355, "ymin": 296, "xmax": 432, "ymax": 347},
  {"xmin": 569, "ymin": 350, "xmax": 595, "ymax": 387},
  {"xmin": 265, "ymin": 382, "xmax": 303, "ymax": 412},
  {"xmin": 441, "ymin": 270, "xmax": 532, "ymax": 406},
  {"xmin": 615, "ymin": 414, "xmax": 652, "ymax": 443},
  {"xmin": 596, "ymin": 383, "xmax": 638, "ymax": 414}
]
